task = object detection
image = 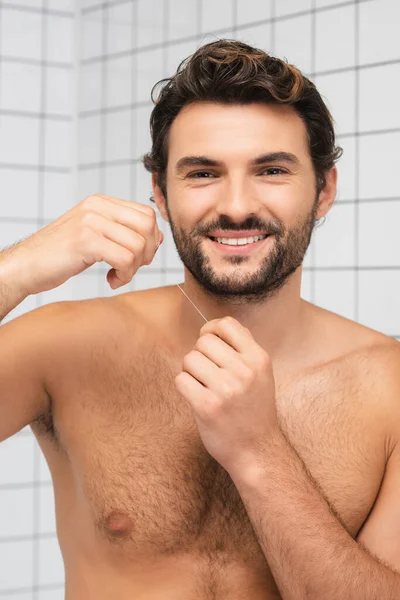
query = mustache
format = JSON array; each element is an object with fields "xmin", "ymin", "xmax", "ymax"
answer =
[{"xmin": 198, "ymin": 215, "xmax": 285, "ymax": 237}]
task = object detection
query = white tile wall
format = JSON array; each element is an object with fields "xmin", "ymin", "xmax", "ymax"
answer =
[
  {"xmin": 0, "ymin": 3, "xmax": 75, "ymax": 598},
  {"xmin": 2, "ymin": 1, "xmax": 400, "ymax": 599},
  {"xmin": 201, "ymin": 0, "xmax": 234, "ymax": 34},
  {"xmin": 275, "ymin": 13, "xmax": 313, "ymax": 72},
  {"xmin": 237, "ymin": 0, "xmax": 272, "ymax": 25},
  {"xmin": 0, "ymin": 62, "xmax": 42, "ymax": 113},
  {"xmin": 315, "ymin": 4, "xmax": 356, "ymax": 72}
]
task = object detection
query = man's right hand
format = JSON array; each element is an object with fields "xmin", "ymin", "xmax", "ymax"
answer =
[{"xmin": 2, "ymin": 194, "xmax": 165, "ymax": 296}]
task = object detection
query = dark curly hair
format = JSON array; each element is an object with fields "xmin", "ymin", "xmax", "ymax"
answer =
[{"xmin": 142, "ymin": 39, "xmax": 342, "ymax": 202}]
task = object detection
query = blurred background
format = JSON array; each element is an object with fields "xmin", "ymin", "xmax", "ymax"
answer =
[{"xmin": 0, "ymin": 0, "xmax": 399, "ymax": 597}]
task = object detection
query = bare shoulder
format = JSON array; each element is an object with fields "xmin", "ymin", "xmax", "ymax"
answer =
[{"xmin": 306, "ymin": 302, "xmax": 400, "ymax": 445}]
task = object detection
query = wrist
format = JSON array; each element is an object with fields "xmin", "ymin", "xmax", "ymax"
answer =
[{"xmin": 0, "ymin": 252, "xmax": 30, "ymax": 319}]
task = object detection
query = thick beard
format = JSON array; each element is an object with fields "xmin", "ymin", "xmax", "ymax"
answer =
[{"xmin": 165, "ymin": 197, "xmax": 319, "ymax": 308}]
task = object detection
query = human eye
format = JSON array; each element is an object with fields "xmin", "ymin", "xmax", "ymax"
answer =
[
  {"xmin": 261, "ymin": 167, "xmax": 288, "ymax": 176},
  {"xmin": 187, "ymin": 171, "xmax": 216, "ymax": 179}
]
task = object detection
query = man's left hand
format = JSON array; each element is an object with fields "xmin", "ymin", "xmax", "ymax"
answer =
[{"xmin": 174, "ymin": 316, "xmax": 279, "ymax": 475}]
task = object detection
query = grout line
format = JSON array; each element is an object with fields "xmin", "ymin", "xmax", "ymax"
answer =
[
  {"xmin": 0, "ymin": 109, "xmax": 72, "ymax": 121},
  {"xmin": 0, "ymin": 2, "xmax": 73, "ymax": 17},
  {"xmin": 80, "ymin": 0, "xmax": 374, "ymax": 65},
  {"xmin": 0, "ymin": 532, "xmax": 57, "ymax": 544},
  {"xmin": 0, "ymin": 583, "xmax": 64, "ymax": 597},
  {"xmin": 32, "ymin": 0, "xmax": 48, "ymax": 594},
  {"xmin": 1, "ymin": 55, "xmax": 73, "ymax": 68},
  {"xmin": 354, "ymin": 0, "xmax": 360, "ymax": 322}
]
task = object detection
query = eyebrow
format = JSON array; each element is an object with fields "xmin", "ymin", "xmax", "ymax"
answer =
[{"xmin": 175, "ymin": 152, "xmax": 300, "ymax": 173}]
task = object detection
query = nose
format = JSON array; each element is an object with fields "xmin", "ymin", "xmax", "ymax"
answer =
[{"xmin": 214, "ymin": 172, "xmax": 259, "ymax": 223}]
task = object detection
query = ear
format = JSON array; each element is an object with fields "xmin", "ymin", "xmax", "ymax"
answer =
[
  {"xmin": 315, "ymin": 166, "xmax": 338, "ymax": 219},
  {"xmin": 152, "ymin": 173, "xmax": 169, "ymax": 222}
]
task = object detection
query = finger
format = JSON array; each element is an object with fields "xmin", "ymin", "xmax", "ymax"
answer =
[
  {"xmin": 182, "ymin": 350, "xmax": 222, "ymax": 390},
  {"xmin": 194, "ymin": 332, "xmax": 244, "ymax": 371},
  {"xmin": 84, "ymin": 199, "xmax": 162, "ymax": 263},
  {"xmin": 95, "ymin": 194, "xmax": 155, "ymax": 217},
  {"xmin": 85, "ymin": 233, "xmax": 138, "ymax": 286},
  {"xmin": 200, "ymin": 317, "xmax": 253, "ymax": 354},
  {"xmin": 175, "ymin": 371, "xmax": 213, "ymax": 411},
  {"xmin": 89, "ymin": 212, "xmax": 149, "ymax": 264}
]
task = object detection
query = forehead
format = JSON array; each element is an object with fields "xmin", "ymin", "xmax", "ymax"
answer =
[{"xmin": 167, "ymin": 102, "xmax": 310, "ymax": 166}]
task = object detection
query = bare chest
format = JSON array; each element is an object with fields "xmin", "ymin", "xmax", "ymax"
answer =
[{"xmin": 49, "ymin": 344, "xmax": 385, "ymax": 577}]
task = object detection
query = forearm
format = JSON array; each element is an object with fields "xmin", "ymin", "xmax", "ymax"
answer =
[
  {"xmin": 230, "ymin": 428, "xmax": 399, "ymax": 600},
  {"xmin": 0, "ymin": 250, "xmax": 29, "ymax": 322}
]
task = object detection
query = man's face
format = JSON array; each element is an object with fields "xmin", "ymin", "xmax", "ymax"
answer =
[{"xmin": 158, "ymin": 102, "xmax": 326, "ymax": 306}]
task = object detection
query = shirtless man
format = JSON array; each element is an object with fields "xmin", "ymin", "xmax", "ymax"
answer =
[{"xmin": 1, "ymin": 39, "xmax": 400, "ymax": 599}]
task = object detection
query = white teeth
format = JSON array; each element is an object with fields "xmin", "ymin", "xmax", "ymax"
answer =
[{"xmin": 214, "ymin": 235, "xmax": 267, "ymax": 246}]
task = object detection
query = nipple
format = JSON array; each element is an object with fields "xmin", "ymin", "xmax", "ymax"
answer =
[{"xmin": 104, "ymin": 510, "xmax": 134, "ymax": 538}]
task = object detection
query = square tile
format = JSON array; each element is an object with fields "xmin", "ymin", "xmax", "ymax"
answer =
[
  {"xmin": 1, "ymin": 296, "xmax": 38, "ymax": 325},
  {"xmin": 0, "ymin": 488, "xmax": 34, "ymax": 537},
  {"xmin": 77, "ymin": 167, "xmax": 101, "ymax": 200},
  {"xmin": 134, "ymin": 161, "xmax": 154, "ymax": 205},
  {"xmin": 238, "ymin": 21, "xmax": 273, "ymax": 53},
  {"xmin": 315, "ymin": 71, "xmax": 356, "ymax": 136},
  {"xmin": 103, "ymin": 164, "xmax": 132, "ymax": 199},
  {"xmin": 136, "ymin": 47, "xmax": 166, "ymax": 104},
  {"xmin": 136, "ymin": 0, "xmax": 165, "ymax": 47},
  {"xmin": 80, "ymin": 9, "xmax": 104, "ymax": 61},
  {"xmin": 360, "ymin": 0, "xmax": 400, "ymax": 65},
  {"xmin": 335, "ymin": 136, "xmax": 356, "ymax": 202},
  {"xmin": 133, "ymin": 104, "xmax": 153, "ymax": 159},
  {"xmin": 164, "ymin": 242, "xmax": 184, "ymax": 272},
  {"xmin": 164, "ymin": 270, "xmax": 184, "ymax": 286},
  {"xmin": 359, "ymin": 270, "xmax": 400, "ymax": 336},
  {"xmin": 274, "ymin": 13, "xmax": 312, "ymax": 74},
  {"xmin": 168, "ymin": 0, "xmax": 198, "ymax": 40},
  {"xmin": 106, "ymin": 2, "xmax": 134, "ymax": 55},
  {"xmin": 38, "ymin": 446, "xmax": 52, "ymax": 483},
  {"xmin": 48, "ymin": 0, "xmax": 75, "ymax": 10},
  {"xmin": 42, "ymin": 272, "xmax": 100, "ymax": 303},
  {"xmin": 43, "ymin": 172, "xmax": 74, "ymax": 220},
  {"xmin": 201, "ymin": 0, "xmax": 234, "ymax": 34},
  {"xmin": 106, "ymin": 55, "xmax": 133, "ymax": 108},
  {"xmin": 47, "ymin": 15, "xmax": 74, "ymax": 64},
  {"xmin": 39, "ymin": 486, "xmax": 57, "ymax": 534},
  {"xmin": 46, "ymin": 67, "xmax": 73, "ymax": 116},
  {"xmin": 300, "ymin": 268, "xmax": 312, "ymax": 302},
  {"xmin": 359, "ymin": 200, "xmax": 400, "ymax": 267},
  {"xmin": 0, "ymin": 540, "xmax": 33, "ymax": 589},
  {"xmin": 0, "ymin": 116, "xmax": 40, "ymax": 165},
  {"xmin": 0, "ymin": 219, "xmax": 39, "ymax": 251},
  {"xmin": 78, "ymin": 115, "xmax": 102, "ymax": 165},
  {"xmin": 275, "ymin": 0, "xmax": 312, "ymax": 17},
  {"xmin": 38, "ymin": 537, "xmax": 65, "ymax": 585},
  {"xmin": 0, "ymin": 169, "xmax": 39, "ymax": 219},
  {"xmin": 313, "ymin": 203, "xmax": 356, "ymax": 267},
  {"xmin": 0, "ymin": 62, "xmax": 41, "ymax": 113},
  {"xmin": 315, "ymin": 4, "xmax": 356, "ymax": 73},
  {"xmin": 38, "ymin": 587, "xmax": 65, "ymax": 600},
  {"xmin": 1, "ymin": 8, "xmax": 42, "ymax": 61},
  {"xmin": 44, "ymin": 120, "xmax": 73, "ymax": 168},
  {"xmin": 314, "ymin": 270, "xmax": 355, "ymax": 321},
  {"xmin": 359, "ymin": 132, "xmax": 400, "ymax": 200},
  {"xmin": 133, "ymin": 269, "xmax": 164, "ymax": 291},
  {"xmin": 166, "ymin": 40, "xmax": 199, "ymax": 78},
  {"xmin": 105, "ymin": 110, "xmax": 132, "ymax": 162},
  {"xmin": 236, "ymin": 0, "xmax": 271, "ymax": 26},
  {"xmin": 359, "ymin": 63, "xmax": 400, "ymax": 133},
  {"xmin": 79, "ymin": 62, "xmax": 102, "ymax": 113}
]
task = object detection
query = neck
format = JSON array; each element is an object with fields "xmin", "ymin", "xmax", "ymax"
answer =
[{"xmin": 174, "ymin": 266, "xmax": 309, "ymax": 363}]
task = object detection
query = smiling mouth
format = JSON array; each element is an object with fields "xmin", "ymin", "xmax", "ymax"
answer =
[{"xmin": 208, "ymin": 234, "xmax": 269, "ymax": 246}]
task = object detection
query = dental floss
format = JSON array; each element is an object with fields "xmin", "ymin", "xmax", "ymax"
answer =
[{"xmin": 151, "ymin": 253, "xmax": 209, "ymax": 323}]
